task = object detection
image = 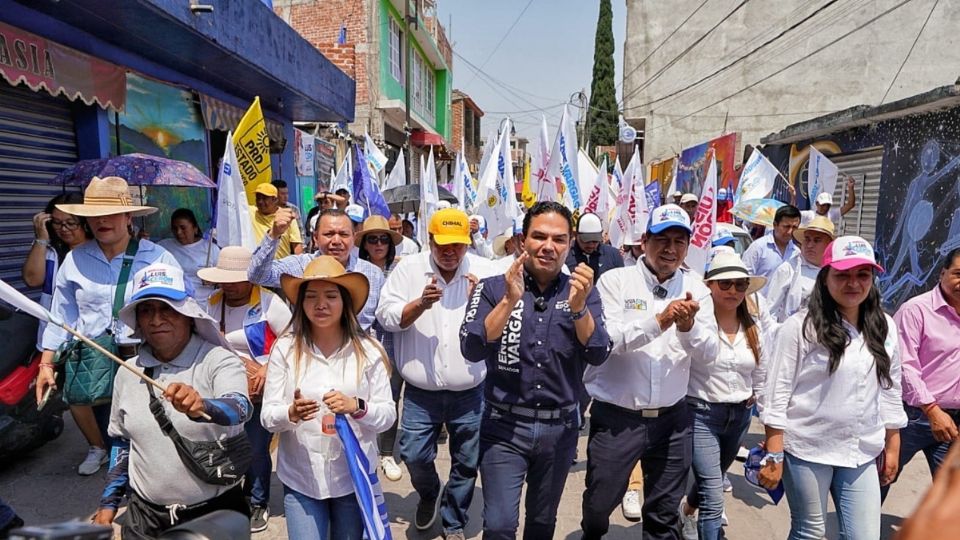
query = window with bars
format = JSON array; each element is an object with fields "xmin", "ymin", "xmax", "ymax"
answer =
[{"xmin": 388, "ymin": 18, "xmax": 403, "ymax": 82}]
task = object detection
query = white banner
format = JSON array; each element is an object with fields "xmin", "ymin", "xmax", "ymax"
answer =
[
  {"xmin": 547, "ymin": 105, "xmax": 581, "ymax": 209},
  {"xmin": 531, "ymin": 115, "xmax": 555, "ymax": 202},
  {"xmin": 331, "ymin": 147, "xmax": 353, "ymax": 198},
  {"xmin": 417, "ymin": 149, "xmax": 440, "ymax": 246},
  {"xmin": 295, "ymin": 129, "xmax": 315, "ymax": 177},
  {"xmin": 610, "ymin": 147, "xmax": 645, "ymax": 248},
  {"xmin": 685, "ymin": 154, "xmax": 718, "ymax": 275},
  {"xmin": 478, "ymin": 123, "xmax": 518, "ymax": 240},
  {"xmin": 215, "ymin": 132, "xmax": 256, "ymax": 250},
  {"xmin": 452, "ymin": 147, "xmax": 478, "ymax": 213},
  {"xmin": 808, "ymin": 146, "xmax": 838, "ymax": 203},
  {"xmin": 364, "ymin": 132, "xmax": 389, "ymax": 173},
  {"xmin": 383, "ymin": 151, "xmax": 406, "ymax": 191},
  {"xmin": 734, "ymin": 149, "xmax": 779, "ymax": 205}
]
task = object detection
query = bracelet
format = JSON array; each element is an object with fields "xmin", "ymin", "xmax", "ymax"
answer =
[
  {"xmin": 33, "ymin": 239, "xmax": 49, "ymax": 247},
  {"xmin": 761, "ymin": 451, "xmax": 785, "ymax": 465},
  {"xmin": 571, "ymin": 307, "xmax": 589, "ymax": 321},
  {"xmin": 922, "ymin": 402, "xmax": 938, "ymax": 414}
]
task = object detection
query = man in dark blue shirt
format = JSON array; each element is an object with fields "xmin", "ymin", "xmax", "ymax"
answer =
[
  {"xmin": 565, "ymin": 212, "xmax": 624, "ymax": 283},
  {"xmin": 460, "ymin": 201, "xmax": 611, "ymax": 540}
]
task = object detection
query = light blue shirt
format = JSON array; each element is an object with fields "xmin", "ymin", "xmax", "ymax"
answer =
[
  {"xmin": 42, "ymin": 239, "xmax": 181, "ymax": 350},
  {"xmin": 247, "ymin": 234, "xmax": 384, "ymax": 331},
  {"xmin": 741, "ymin": 231, "xmax": 799, "ymax": 291}
]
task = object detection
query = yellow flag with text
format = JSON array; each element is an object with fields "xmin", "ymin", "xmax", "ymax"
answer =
[
  {"xmin": 233, "ymin": 97, "xmax": 272, "ymax": 204},
  {"xmin": 521, "ymin": 155, "xmax": 536, "ymax": 208}
]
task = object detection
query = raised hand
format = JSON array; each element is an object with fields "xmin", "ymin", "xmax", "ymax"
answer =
[
  {"xmin": 32, "ymin": 212, "xmax": 51, "ymax": 241},
  {"xmin": 568, "ymin": 262, "xmax": 594, "ymax": 313},
  {"xmin": 505, "ymin": 252, "xmax": 528, "ymax": 304},
  {"xmin": 270, "ymin": 207, "xmax": 297, "ymax": 239},
  {"xmin": 419, "ymin": 276, "xmax": 443, "ymax": 310}
]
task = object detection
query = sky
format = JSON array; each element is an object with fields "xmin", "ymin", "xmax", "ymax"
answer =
[{"xmin": 437, "ymin": 0, "xmax": 626, "ymax": 141}]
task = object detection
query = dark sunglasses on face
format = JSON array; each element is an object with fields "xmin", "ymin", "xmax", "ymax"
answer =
[
  {"xmin": 716, "ymin": 279, "xmax": 750, "ymax": 292},
  {"xmin": 365, "ymin": 234, "xmax": 392, "ymax": 245}
]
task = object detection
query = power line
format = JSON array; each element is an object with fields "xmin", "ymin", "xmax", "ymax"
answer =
[
  {"xmin": 624, "ymin": 0, "xmax": 840, "ymax": 113},
  {"xmin": 463, "ymin": 0, "xmax": 535, "ymax": 87},
  {"xmin": 455, "ymin": 50, "xmax": 564, "ymax": 104},
  {"xmin": 648, "ymin": 0, "xmax": 915, "ymax": 133},
  {"xmin": 453, "ymin": 50, "xmax": 563, "ymax": 121},
  {"xmin": 880, "ymin": 0, "xmax": 939, "ymax": 104}
]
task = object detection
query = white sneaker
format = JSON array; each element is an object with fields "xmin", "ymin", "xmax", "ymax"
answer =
[
  {"xmin": 679, "ymin": 500, "xmax": 698, "ymax": 540},
  {"xmin": 721, "ymin": 509, "xmax": 729, "ymax": 526},
  {"xmin": 722, "ymin": 473, "xmax": 733, "ymax": 492},
  {"xmin": 78, "ymin": 446, "xmax": 108, "ymax": 476},
  {"xmin": 620, "ymin": 489, "xmax": 643, "ymax": 522},
  {"xmin": 381, "ymin": 456, "xmax": 403, "ymax": 481}
]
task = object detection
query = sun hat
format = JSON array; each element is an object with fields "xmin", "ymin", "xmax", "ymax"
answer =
[
  {"xmin": 429, "ymin": 208, "xmax": 471, "ymax": 245},
  {"xmin": 576, "ymin": 213, "xmax": 603, "ymax": 243},
  {"xmin": 254, "ymin": 183, "xmax": 278, "ymax": 197},
  {"xmin": 436, "ymin": 200, "xmax": 452, "ymax": 210},
  {"xmin": 793, "ymin": 215, "xmax": 836, "ymax": 244},
  {"xmin": 118, "ymin": 263, "xmax": 228, "ymax": 348},
  {"xmin": 703, "ymin": 249, "xmax": 766, "ymax": 294},
  {"xmin": 197, "ymin": 246, "xmax": 253, "ymax": 284},
  {"xmin": 280, "ymin": 256, "xmax": 370, "ymax": 314},
  {"xmin": 647, "ymin": 204, "xmax": 692, "ymax": 234},
  {"xmin": 815, "ymin": 192, "xmax": 833, "ymax": 206},
  {"xmin": 680, "ymin": 193, "xmax": 699, "ymax": 205},
  {"xmin": 821, "ymin": 235, "xmax": 884, "ymax": 272},
  {"xmin": 345, "ymin": 204, "xmax": 366, "ymax": 223},
  {"xmin": 56, "ymin": 176, "xmax": 157, "ymax": 218},
  {"xmin": 355, "ymin": 215, "xmax": 403, "ymax": 246},
  {"xmin": 711, "ymin": 229, "xmax": 737, "ymax": 247}
]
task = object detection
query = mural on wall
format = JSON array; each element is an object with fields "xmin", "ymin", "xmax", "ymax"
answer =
[
  {"xmin": 109, "ymin": 73, "xmax": 211, "ymax": 239},
  {"xmin": 675, "ymin": 132, "xmax": 740, "ymax": 197},
  {"xmin": 762, "ymin": 108, "xmax": 960, "ymax": 310}
]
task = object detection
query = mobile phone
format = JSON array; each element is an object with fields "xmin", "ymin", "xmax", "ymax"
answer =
[{"xmin": 37, "ymin": 386, "xmax": 53, "ymax": 411}]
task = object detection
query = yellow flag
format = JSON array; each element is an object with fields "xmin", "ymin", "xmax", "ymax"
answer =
[
  {"xmin": 233, "ymin": 96, "xmax": 272, "ymax": 204},
  {"xmin": 521, "ymin": 155, "xmax": 536, "ymax": 208}
]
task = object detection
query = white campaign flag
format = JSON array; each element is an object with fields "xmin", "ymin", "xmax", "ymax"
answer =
[
  {"xmin": 364, "ymin": 132, "xmax": 389, "ymax": 174},
  {"xmin": 478, "ymin": 129, "xmax": 497, "ymax": 183},
  {"xmin": 547, "ymin": 105, "xmax": 581, "ymax": 210},
  {"xmin": 331, "ymin": 147, "xmax": 353, "ymax": 198},
  {"xmin": 452, "ymin": 145, "xmax": 479, "ymax": 213},
  {"xmin": 417, "ymin": 150, "xmax": 440, "ymax": 246},
  {"xmin": 215, "ymin": 132, "xmax": 256, "ymax": 250},
  {"xmin": 685, "ymin": 154, "xmax": 719, "ymax": 275},
  {"xmin": 295, "ymin": 129, "xmax": 315, "ymax": 177},
  {"xmin": 735, "ymin": 149, "xmax": 779, "ymax": 206},
  {"xmin": 577, "ymin": 148, "xmax": 599, "ymax": 209},
  {"xmin": 383, "ymin": 151, "xmax": 406, "ymax": 191},
  {"xmin": 531, "ymin": 115, "xmax": 555, "ymax": 202},
  {"xmin": 584, "ymin": 155, "xmax": 612, "ymax": 224},
  {"xmin": 477, "ymin": 123, "xmax": 518, "ymax": 240},
  {"xmin": 0, "ymin": 278, "xmax": 59, "ymax": 325},
  {"xmin": 808, "ymin": 146, "xmax": 838, "ymax": 203},
  {"xmin": 610, "ymin": 147, "xmax": 646, "ymax": 248}
]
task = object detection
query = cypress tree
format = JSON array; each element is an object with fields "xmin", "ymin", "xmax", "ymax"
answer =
[{"xmin": 586, "ymin": 0, "xmax": 618, "ymax": 150}]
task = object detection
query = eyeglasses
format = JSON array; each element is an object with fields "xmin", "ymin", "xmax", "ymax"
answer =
[
  {"xmin": 51, "ymin": 219, "xmax": 81, "ymax": 230},
  {"xmin": 365, "ymin": 234, "xmax": 392, "ymax": 245},
  {"xmin": 715, "ymin": 279, "xmax": 750, "ymax": 292}
]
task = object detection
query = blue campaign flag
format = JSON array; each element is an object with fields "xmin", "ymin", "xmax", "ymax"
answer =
[
  {"xmin": 352, "ymin": 143, "xmax": 392, "ymax": 219},
  {"xmin": 644, "ymin": 181, "xmax": 662, "ymax": 209},
  {"xmin": 335, "ymin": 414, "xmax": 392, "ymax": 540}
]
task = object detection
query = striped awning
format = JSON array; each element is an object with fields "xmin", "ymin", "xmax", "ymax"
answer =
[{"xmin": 198, "ymin": 93, "xmax": 286, "ymax": 152}]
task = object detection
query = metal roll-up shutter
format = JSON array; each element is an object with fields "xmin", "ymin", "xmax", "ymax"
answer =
[
  {"xmin": 0, "ymin": 83, "xmax": 79, "ymax": 296},
  {"xmin": 830, "ymin": 148, "xmax": 884, "ymax": 243}
]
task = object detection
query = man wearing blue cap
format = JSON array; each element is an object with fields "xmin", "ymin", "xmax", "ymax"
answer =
[{"xmin": 581, "ymin": 204, "xmax": 709, "ymax": 539}]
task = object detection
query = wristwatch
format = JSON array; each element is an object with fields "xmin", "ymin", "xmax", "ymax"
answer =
[
  {"xmin": 571, "ymin": 307, "xmax": 589, "ymax": 321},
  {"xmin": 351, "ymin": 397, "xmax": 368, "ymax": 419}
]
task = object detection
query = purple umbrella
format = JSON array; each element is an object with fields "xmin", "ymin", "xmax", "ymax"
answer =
[{"xmin": 52, "ymin": 153, "xmax": 216, "ymax": 188}]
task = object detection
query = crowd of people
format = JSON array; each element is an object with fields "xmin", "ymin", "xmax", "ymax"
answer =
[{"xmin": 3, "ymin": 172, "xmax": 958, "ymax": 540}]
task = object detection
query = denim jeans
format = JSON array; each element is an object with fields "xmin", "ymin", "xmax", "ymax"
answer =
[
  {"xmin": 782, "ymin": 453, "xmax": 880, "ymax": 540},
  {"xmin": 282, "ymin": 486, "xmax": 364, "ymax": 540},
  {"xmin": 399, "ymin": 384, "xmax": 483, "ymax": 534},
  {"xmin": 244, "ymin": 402, "xmax": 273, "ymax": 507},
  {"xmin": 686, "ymin": 398, "xmax": 751, "ymax": 540},
  {"xmin": 479, "ymin": 405, "xmax": 579, "ymax": 540},
  {"xmin": 378, "ymin": 368, "xmax": 405, "ymax": 457},
  {"xmin": 881, "ymin": 403, "xmax": 956, "ymax": 502}
]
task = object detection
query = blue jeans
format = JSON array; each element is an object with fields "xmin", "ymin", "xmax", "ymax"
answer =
[
  {"xmin": 282, "ymin": 486, "xmax": 363, "ymax": 540},
  {"xmin": 686, "ymin": 398, "xmax": 751, "ymax": 540},
  {"xmin": 479, "ymin": 404, "xmax": 579, "ymax": 540},
  {"xmin": 244, "ymin": 402, "xmax": 273, "ymax": 507},
  {"xmin": 782, "ymin": 453, "xmax": 880, "ymax": 540},
  {"xmin": 881, "ymin": 404, "xmax": 955, "ymax": 502},
  {"xmin": 399, "ymin": 384, "xmax": 483, "ymax": 534}
]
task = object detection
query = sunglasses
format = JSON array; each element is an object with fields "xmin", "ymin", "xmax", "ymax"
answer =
[
  {"xmin": 365, "ymin": 234, "xmax": 392, "ymax": 245},
  {"xmin": 715, "ymin": 279, "xmax": 750, "ymax": 292}
]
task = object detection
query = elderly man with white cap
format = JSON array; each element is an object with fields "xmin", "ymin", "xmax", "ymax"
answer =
[
  {"xmin": 799, "ymin": 175, "xmax": 857, "ymax": 227},
  {"xmin": 92, "ymin": 263, "xmax": 252, "ymax": 538}
]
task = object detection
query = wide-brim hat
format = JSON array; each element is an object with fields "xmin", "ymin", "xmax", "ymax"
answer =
[
  {"xmin": 56, "ymin": 176, "xmax": 157, "ymax": 218},
  {"xmin": 703, "ymin": 249, "xmax": 766, "ymax": 295},
  {"xmin": 280, "ymin": 256, "xmax": 369, "ymax": 314},
  {"xmin": 794, "ymin": 215, "xmax": 836, "ymax": 244},
  {"xmin": 119, "ymin": 295, "xmax": 229, "ymax": 350},
  {"xmin": 355, "ymin": 215, "xmax": 403, "ymax": 246},
  {"xmin": 197, "ymin": 246, "xmax": 252, "ymax": 284}
]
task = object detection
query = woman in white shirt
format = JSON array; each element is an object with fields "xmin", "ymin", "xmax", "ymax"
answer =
[
  {"xmin": 158, "ymin": 208, "xmax": 219, "ymax": 302},
  {"xmin": 261, "ymin": 256, "xmax": 395, "ymax": 540},
  {"xmin": 759, "ymin": 236, "xmax": 907, "ymax": 540},
  {"xmin": 678, "ymin": 249, "xmax": 768, "ymax": 540}
]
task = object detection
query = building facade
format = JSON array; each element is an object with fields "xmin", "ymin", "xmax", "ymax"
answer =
[{"xmin": 451, "ymin": 89, "xmax": 484, "ymax": 171}]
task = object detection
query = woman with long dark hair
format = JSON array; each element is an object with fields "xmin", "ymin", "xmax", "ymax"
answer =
[
  {"xmin": 158, "ymin": 208, "xmax": 219, "ymax": 302},
  {"xmin": 678, "ymin": 249, "xmax": 769, "ymax": 539},
  {"xmin": 759, "ymin": 236, "xmax": 907, "ymax": 540},
  {"xmin": 261, "ymin": 256, "xmax": 395, "ymax": 539}
]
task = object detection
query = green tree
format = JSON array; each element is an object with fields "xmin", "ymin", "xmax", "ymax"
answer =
[{"xmin": 586, "ymin": 0, "xmax": 618, "ymax": 151}]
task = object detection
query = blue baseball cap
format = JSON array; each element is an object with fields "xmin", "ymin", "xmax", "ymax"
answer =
[
  {"xmin": 129, "ymin": 264, "xmax": 189, "ymax": 302},
  {"xmin": 345, "ymin": 204, "xmax": 365, "ymax": 223},
  {"xmin": 711, "ymin": 229, "xmax": 736, "ymax": 247},
  {"xmin": 647, "ymin": 204, "xmax": 692, "ymax": 234}
]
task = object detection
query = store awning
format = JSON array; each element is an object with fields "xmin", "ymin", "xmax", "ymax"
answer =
[
  {"xmin": 0, "ymin": 20, "xmax": 125, "ymax": 109},
  {"xmin": 410, "ymin": 129, "xmax": 445, "ymax": 147},
  {"xmin": 199, "ymin": 93, "xmax": 286, "ymax": 151}
]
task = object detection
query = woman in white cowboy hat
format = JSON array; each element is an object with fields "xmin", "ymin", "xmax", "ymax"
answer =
[
  {"xmin": 677, "ymin": 248, "xmax": 771, "ymax": 540},
  {"xmin": 261, "ymin": 256, "xmax": 395, "ymax": 540},
  {"xmin": 198, "ymin": 246, "xmax": 292, "ymax": 533},
  {"xmin": 91, "ymin": 263, "xmax": 252, "ymax": 538},
  {"xmin": 355, "ymin": 215, "xmax": 405, "ymax": 481},
  {"xmin": 34, "ymin": 176, "xmax": 181, "ymax": 477}
]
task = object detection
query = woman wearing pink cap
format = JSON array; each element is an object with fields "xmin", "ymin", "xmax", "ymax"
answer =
[{"xmin": 759, "ymin": 236, "xmax": 907, "ymax": 540}]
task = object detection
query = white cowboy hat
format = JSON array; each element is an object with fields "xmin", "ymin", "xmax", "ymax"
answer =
[
  {"xmin": 703, "ymin": 249, "xmax": 766, "ymax": 295},
  {"xmin": 56, "ymin": 176, "xmax": 157, "ymax": 218},
  {"xmin": 197, "ymin": 246, "xmax": 252, "ymax": 284}
]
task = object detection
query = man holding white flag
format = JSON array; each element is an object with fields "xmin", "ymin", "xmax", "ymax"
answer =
[
  {"xmin": 216, "ymin": 132, "xmax": 256, "ymax": 250},
  {"xmin": 684, "ymin": 154, "xmax": 719, "ymax": 275}
]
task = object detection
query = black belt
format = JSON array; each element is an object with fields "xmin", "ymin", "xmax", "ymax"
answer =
[
  {"xmin": 596, "ymin": 398, "xmax": 684, "ymax": 419},
  {"xmin": 488, "ymin": 400, "xmax": 577, "ymax": 421}
]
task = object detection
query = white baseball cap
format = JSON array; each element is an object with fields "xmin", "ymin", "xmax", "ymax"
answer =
[
  {"xmin": 576, "ymin": 213, "xmax": 603, "ymax": 242},
  {"xmin": 130, "ymin": 264, "xmax": 188, "ymax": 302},
  {"xmin": 647, "ymin": 204, "xmax": 692, "ymax": 234},
  {"xmin": 815, "ymin": 192, "xmax": 833, "ymax": 206},
  {"xmin": 345, "ymin": 204, "xmax": 365, "ymax": 223},
  {"xmin": 822, "ymin": 235, "xmax": 884, "ymax": 272},
  {"xmin": 680, "ymin": 193, "xmax": 699, "ymax": 205}
]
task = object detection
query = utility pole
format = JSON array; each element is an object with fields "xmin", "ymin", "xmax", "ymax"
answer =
[{"xmin": 404, "ymin": 0, "xmax": 418, "ymax": 185}]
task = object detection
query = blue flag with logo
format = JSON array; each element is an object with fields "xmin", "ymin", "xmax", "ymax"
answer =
[
  {"xmin": 644, "ymin": 181, "xmax": 662, "ymax": 210},
  {"xmin": 352, "ymin": 143, "xmax": 392, "ymax": 219},
  {"xmin": 335, "ymin": 414, "xmax": 392, "ymax": 540}
]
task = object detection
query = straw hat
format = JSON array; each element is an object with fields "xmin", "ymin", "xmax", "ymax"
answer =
[
  {"xmin": 703, "ymin": 249, "xmax": 766, "ymax": 294},
  {"xmin": 793, "ymin": 215, "xmax": 836, "ymax": 244},
  {"xmin": 56, "ymin": 176, "xmax": 157, "ymax": 217},
  {"xmin": 197, "ymin": 246, "xmax": 253, "ymax": 284},
  {"xmin": 355, "ymin": 215, "xmax": 402, "ymax": 246},
  {"xmin": 280, "ymin": 256, "xmax": 369, "ymax": 315}
]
